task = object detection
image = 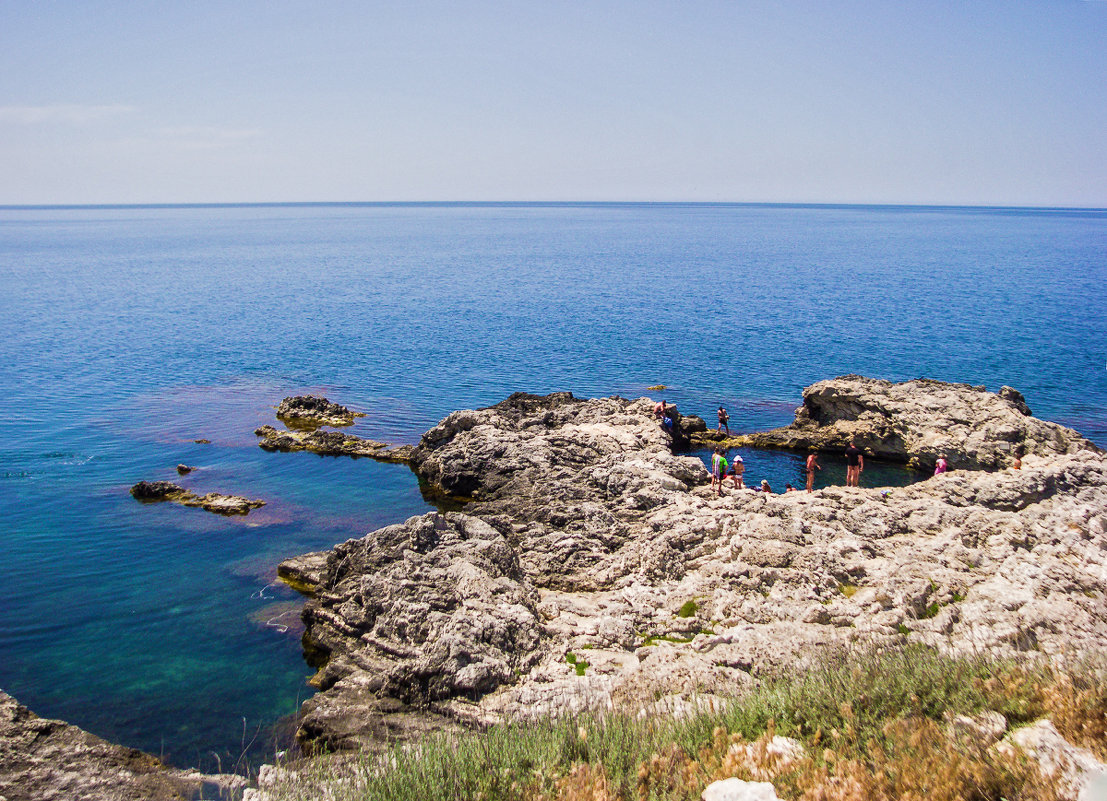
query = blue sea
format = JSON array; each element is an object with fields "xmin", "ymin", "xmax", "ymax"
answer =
[{"xmin": 0, "ymin": 202, "xmax": 1104, "ymax": 771}]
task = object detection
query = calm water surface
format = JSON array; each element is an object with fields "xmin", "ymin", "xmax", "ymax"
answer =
[{"xmin": 0, "ymin": 202, "xmax": 1104, "ymax": 769}]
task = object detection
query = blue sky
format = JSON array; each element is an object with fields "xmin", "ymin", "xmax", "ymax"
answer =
[{"xmin": 1, "ymin": 1, "xmax": 1105, "ymax": 205}]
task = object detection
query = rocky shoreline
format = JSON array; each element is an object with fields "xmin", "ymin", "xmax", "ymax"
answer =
[
  {"xmin": 277, "ymin": 379, "xmax": 1107, "ymax": 760},
  {"xmin": 7, "ymin": 377, "xmax": 1106, "ymax": 798}
]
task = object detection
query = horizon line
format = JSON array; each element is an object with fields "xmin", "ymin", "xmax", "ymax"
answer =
[{"xmin": 1, "ymin": 200, "xmax": 1106, "ymax": 213}]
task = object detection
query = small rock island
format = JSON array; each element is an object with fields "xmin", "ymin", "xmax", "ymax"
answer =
[
  {"xmin": 276, "ymin": 395, "xmax": 364, "ymax": 428},
  {"xmin": 719, "ymin": 375, "xmax": 1094, "ymax": 471},
  {"xmin": 130, "ymin": 480, "xmax": 265, "ymax": 515}
]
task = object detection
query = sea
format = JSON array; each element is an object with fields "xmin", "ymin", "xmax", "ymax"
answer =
[{"xmin": 0, "ymin": 202, "xmax": 1104, "ymax": 772}]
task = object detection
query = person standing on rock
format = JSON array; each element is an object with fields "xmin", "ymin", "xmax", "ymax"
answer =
[
  {"xmin": 805, "ymin": 450, "xmax": 821, "ymax": 492},
  {"xmin": 934, "ymin": 454, "xmax": 949, "ymax": 475},
  {"xmin": 729, "ymin": 454, "xmax": 745, "ymax": 488},
  {"xmin": 711, "ymin": 447, "xmax": 728, "ymax": 496},
  {"xmin": 845, "ymin": 439, "xmax": 863, "ymax": 487},
  {"xmin": 717, "ymin": 406, "xmax": 730, "ymax": 436}
]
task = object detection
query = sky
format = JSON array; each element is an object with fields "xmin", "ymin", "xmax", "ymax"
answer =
[{"xmin": 1, "ymin": 1, "xmax": 1105, "ymax": 206}]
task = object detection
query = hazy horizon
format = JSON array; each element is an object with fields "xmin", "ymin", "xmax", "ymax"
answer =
[{"xmin": 3, "ymin": 2, "xmax": 1106, "ymax": 207}]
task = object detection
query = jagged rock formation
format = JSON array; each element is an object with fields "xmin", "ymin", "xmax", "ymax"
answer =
[
  {"xmin": 0, "ymin": 689, "xmax": 244, "ymax": 801},
  {"xmin": 254, "ymin": 424, "xmax": 415, "ymax": 461},
  {"xmin": 722, "ymin": 376, "xmax": 1098, "ymax": 471},
  {"xmin": 407, "ymin": 392, "xmax": 706, "ymax": 590},
  {"xmin": 280, "ymin": 382, "xmax": 1107, "ymax": 753},
  {"xmin": 291, "ymin": 513, "xmax": 541, "ymax": 752},
  {"xmin": 276, "ymin": 395, "xmax": 363, "ymax": 428},
  {"xmin": 130, "ymin": 480, "xmax": 265, "ymax": 515}
]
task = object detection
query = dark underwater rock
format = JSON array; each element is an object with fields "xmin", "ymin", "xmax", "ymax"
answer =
[{"xmin": 130, "ymin": 480, "xmax": 181, "ymax": 500}]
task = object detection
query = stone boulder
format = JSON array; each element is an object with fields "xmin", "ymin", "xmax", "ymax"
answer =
[
  {"xmin": 0, "ymin": 689, "xmax": 243, "ymax": 801},
  {"xmin": 731, "ymin": 376, "xmax": 1097, "ymax": 471},
  {"xmin": 997, "ymin": 719, "xmax": 1106, "ymax": 799},
  {"xmin": 276, "ymin": 395, "xmax": 363, "ymax": 427},
  {"xmin": 702, "ymin": 779, "xmax": 780, "ymax": 801}
]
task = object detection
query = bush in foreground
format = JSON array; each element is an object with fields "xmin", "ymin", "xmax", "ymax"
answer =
[{"xmin": 256, "ymin": 644, "xmax": 1106, "ymax": 801}]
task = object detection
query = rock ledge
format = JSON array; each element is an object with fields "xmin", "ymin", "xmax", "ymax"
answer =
[{"xmin": 727, "ymin": 375, "xmax": 1098, "ymax": 470}]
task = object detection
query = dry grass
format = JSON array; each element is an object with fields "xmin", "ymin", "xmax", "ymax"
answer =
[
  {"xmin": 1035, "ymin": 665, "xmax": 1107, "ymax": 761},
  {"xmin": 631, "ymin": 715, "xmax": 1068, "ymax": 801},
  {"xmin": 255, "ymin": 645, "xmax": 1107, "ymax": 801}
]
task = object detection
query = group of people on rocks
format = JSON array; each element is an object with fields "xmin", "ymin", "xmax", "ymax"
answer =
[
  {"xmin": 708, "ymin": 439, "xmax": 864, "ymax": 497},
  {"xmin": 709, "ymin": 447, "xmax": 746, "ymax": 496},
  {"xmin": 662, "ymin": 401, "xmax": 982, "ymax": 497}
]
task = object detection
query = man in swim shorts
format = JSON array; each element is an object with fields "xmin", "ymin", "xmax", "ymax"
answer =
[
  {"xmin": 805, "ymin": 450, "xmax": 821, "ymax": 492},
  {"xmin": 717, "ymin": 406, "xmax": 730, "ymax": 436},
  {"xmin": 845, "ymin": 439, "xmax": 863, "ymax": 487}
]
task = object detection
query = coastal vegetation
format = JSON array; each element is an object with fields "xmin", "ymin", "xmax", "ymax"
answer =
[{"xmin": 252, "ymin": 644, "xmax": 1106, "ymax": 800}]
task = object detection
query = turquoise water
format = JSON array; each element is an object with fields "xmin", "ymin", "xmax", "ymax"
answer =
[{"xmin": 1, "ymin": 202, "xmax": 1104, "ymax": 770}]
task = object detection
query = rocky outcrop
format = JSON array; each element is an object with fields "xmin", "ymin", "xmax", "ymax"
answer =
[
  {"xmin": 407, "ymin": 392, "xmax": 707, "ymax": 590},
  {"xmin": 284, "ymin": 513, "xmax": 541, "ymax": 752},
  {"xmin": 276, "ymin": 550, "xmax": 330, "ymax": 595},
  {"xmin": 281, "ymin": 381, "xmax": 1107, "ymax": 753},
  {"xmin": 254, "ymin": 425, "xmax": 415, "ymax": 461},
  {"xmin": 276, "ymin": 395, "xmax": 363, "ymax": 428},
  {"xmin": 130, "ymin": 480, "xmax": 265, "ymax": 515},
  {"xmin": 725, "ymin": 376, "xmax": 1098, "ymax": 471},
  {"xmin": 0, "ymin": 689, "xmax": 244, "ymax": 801}
]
